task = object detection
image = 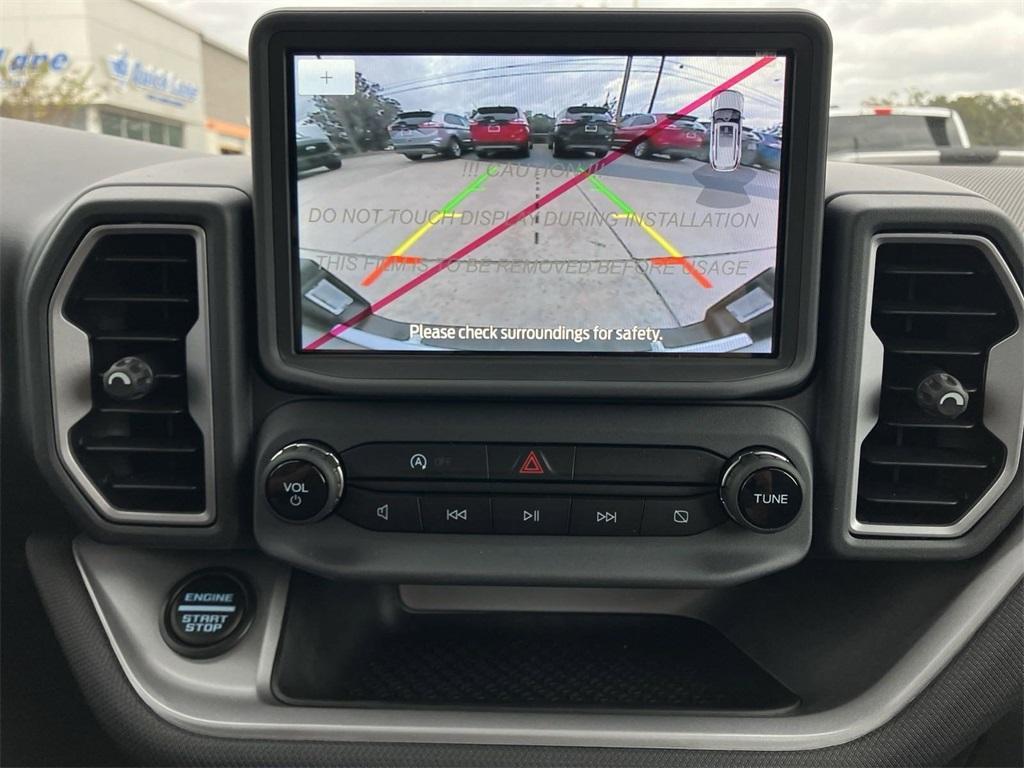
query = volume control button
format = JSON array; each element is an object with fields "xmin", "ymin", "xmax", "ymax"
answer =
[{"xmin": 264, "ymin": 442, "xmax": 344, "ymax": 523}]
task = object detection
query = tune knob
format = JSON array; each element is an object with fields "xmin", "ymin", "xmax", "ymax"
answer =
[
  {"xmin": 916, "ymin": 370, "xmax": 969, "ymax": 419},
  {"xmin": 101, "ymin": 355, "xmax": 155, "ymax": 401},
  {"xmin": 263, "ymin": 442, "xmax": 344, "ymax": 523},
  {"xmin": 720, "ymin": 449, "xmax": 804, "ymax": 533}
]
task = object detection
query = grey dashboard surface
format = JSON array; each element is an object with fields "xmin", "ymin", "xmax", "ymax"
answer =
[
  {"xmin": 3, "ymin": 118, "xmax": 1023, "ymax": 765},
  {"xmin": 893, "ymin": 165, "xmax": 1024, "ymax": 229},
  {"xmin": 28, "ymin": 533, "xmax": 1024, "ymax": 766}
]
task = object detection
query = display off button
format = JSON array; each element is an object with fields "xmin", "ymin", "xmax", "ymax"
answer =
[{"xmin": 641, "ymin": 494, "xmax": 727, "ymax": 536}]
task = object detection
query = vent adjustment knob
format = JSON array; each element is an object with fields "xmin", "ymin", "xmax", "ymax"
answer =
[
  {"xmin": 720, "ymin": 449, "xmax": 804, "ymax": 533},
  {"xmin": 101, "ymin": 356, "xmax": 155, "ymax": 401},
  {"xmin": 916, "ymin": 371, "xmax": 969, "ymax": 419}
]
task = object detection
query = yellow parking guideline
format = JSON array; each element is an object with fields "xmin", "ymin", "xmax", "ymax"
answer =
[
  {"xmin": 392, "ymin": 212, "xmax": 462, "ymax": 257},
  {"xmin": 362, "ymin": 165, "xmax": 495, "ymax": 286}
]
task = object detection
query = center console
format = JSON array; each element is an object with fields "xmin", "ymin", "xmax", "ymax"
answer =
[
  {"xmin": 245, "ymin": 9, "xmax": 829, "ymax": 587},
  {"xmin": 19, "ymin": 7, "xmax": 1023, "ymax": 760}
]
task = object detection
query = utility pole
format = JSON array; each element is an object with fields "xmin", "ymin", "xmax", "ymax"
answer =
[
  {"xmin": 646, "ymin": 56, "xmax": 665, "ymax": 113},
  {"xmin": 615, "ymin": 55, "xmax": 632, "ymax": 122}
]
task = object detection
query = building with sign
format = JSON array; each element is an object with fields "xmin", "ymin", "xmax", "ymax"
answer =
[{"xmin": 0, "ymin": 0, "xmax": 250, "ymax": 154}]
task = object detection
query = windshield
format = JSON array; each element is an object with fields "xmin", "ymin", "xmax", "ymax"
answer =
[
  {"xmin": 393, "ymin": 112, "xmax": 435, "ymax": 125},
  {"xmin": 1, "ymin": 0, "xmax": 1020, "ymax": 163},
  {"xmin": 474, "ymin": 107, "xmax": 518, "ymax": 118},
  {"xmin": 829, "ymin": 115, "xmax": 964, "ymax": 153}
]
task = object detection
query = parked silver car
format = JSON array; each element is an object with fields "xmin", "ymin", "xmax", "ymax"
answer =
[
  {"xmin": 709, "ymin": 89, "xmax": 744, "ymax": 172},
  {"xmin": 388, "ymin": 110, "xmax": 473, "ymax": 160}
]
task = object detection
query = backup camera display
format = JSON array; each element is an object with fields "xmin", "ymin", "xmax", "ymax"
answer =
[{"xmin": 291, "ymin": 53, "xmax": 788, "ymax": 353}]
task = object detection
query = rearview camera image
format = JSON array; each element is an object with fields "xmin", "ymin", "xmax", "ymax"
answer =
[{"xmin": 291, "ymin": 53, "xmax": 787, "ymax": 354}]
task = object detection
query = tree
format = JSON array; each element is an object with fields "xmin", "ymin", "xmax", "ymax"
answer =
[
  {"xmin": 929, "ymin": 93, "xmax": 1024, "ymax": 148},
  {"xmin": 303, "ymin": 72, "xmax": 402, "ymax": 153},
  {"xmin": 0, "ymin": 51, "xmax": 100, "ymax": 126},
  {"xmin": 862, "ymin": 88, "xmax": 1024, "ymax": 148},
  {"xmin": 527, "ymin": 112, "xmax": 554, "ymax": 136}
]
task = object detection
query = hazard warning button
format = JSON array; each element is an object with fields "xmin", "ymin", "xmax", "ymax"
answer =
[{"xmin": 488, "ymin": 445, "xmax": 574, "ymax": 481}]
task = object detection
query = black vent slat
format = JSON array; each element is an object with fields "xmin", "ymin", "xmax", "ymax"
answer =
[
  {"xmin": 885, "ymin": 339, "xmax": 982, "ymax": 357},
  {"xmin": 103, "ymin": 255, "xmax": 191, "ymax": 264},
  {"xmin": 81, "ymin": 437, "xmax": 199, "ymax": 455},
  {"xmin": 65, "ymin": 231, "xmax": 205, "ymax": 514},
  {"xmin": 873, "ymin": 301, "xmax": 998, "ymax": 318},
  {"xmin": 82, "ymin": 294, "xmax": 193, "ymax": 305},
  {"xmin": 862, "ymin": 446, "xmax": 989, "ymax": 470},
  {"xmin": 98, "ymin": 403, "xmax": 187, "ymax": 415},
  {"xmin": 859, "ymin": 483, "xmax": 961, "ymax": 507},
  {"xmin": 882, "ymin": 406, "xmax": 977, "ymax": 429},
  {"xmin": 879, "ymin": 264, "xmax": 976, "ymax": 277},
  {"xmin": 108, "ymin": 478, "xmax": 200, "ymax": 493},
  {"xmin": 93, "ymin": 332, "xmax": 183, "ymax": 343},
  {"xmin": 857, "ymin": 239, "xmax": 1015, "ymax": 529},
  {"xmin": 883, "ymin": 383, "xmax": 979, "ymax": 394}
]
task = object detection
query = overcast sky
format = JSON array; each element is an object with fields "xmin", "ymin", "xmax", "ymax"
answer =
[
  {"xmin": 149, "ymin": 0, "xmax": 1022, "ymax": 108},
  {"xmin": 294, "ymin": 53, "xmax": 785, "ymax": 126}
]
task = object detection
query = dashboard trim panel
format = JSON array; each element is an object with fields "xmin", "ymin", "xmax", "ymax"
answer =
[
  {"xmin": 72, "ymin": 528, "xmax": 1023, "ymax": 750},
  {"xmin": 849, "ymin": 233, "xmax": 1024, "ymax": 538},
  {"xmin": 49, "ymin": 224, "xmax": 216, "ymax": 525}
]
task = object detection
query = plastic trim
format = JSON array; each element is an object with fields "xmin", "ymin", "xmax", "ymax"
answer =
[
  {"xmin": 72, "ymin": 527, "xmax": 1023, "ymax": 750},
  {"xmin": 850, "ymin": 233, "xmax": 1024, "ymax": 538},
  {"xmin": 48, "ymin": 224, "xmax": 216, "ymax": 525}
]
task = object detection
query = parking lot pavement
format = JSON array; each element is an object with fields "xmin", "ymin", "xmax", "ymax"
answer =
[{"xmin": 297, "ymin": 148, "xmax": 779, "ymax": 332}]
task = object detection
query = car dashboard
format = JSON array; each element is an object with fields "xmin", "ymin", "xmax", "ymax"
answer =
[{"xmin": 1, "ymin": 12, "xmax": 1022, "ymax": 766}]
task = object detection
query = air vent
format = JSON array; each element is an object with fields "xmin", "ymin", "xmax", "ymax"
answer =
[
  {"xmin": 855, "ymin": 234, "xmax": 1021, "ymax": 534},
  {"xmin": 50, "ymin": 225, "xmax": 213, "ymax": 524}
]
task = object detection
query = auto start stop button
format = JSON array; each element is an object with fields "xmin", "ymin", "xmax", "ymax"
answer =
[{"xmin": 162, "ymin": 570, "xmax": 253, "ymax": 658}]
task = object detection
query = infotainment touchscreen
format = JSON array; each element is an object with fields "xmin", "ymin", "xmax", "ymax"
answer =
[{"xmin": 290, "ymin": 52, "xmax": 789, "ymax": 354}]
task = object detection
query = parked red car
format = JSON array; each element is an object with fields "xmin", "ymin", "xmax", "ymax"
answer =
[
  {"xmin": 470, "ymin": 106, "xmax": 532, "ymax": 157},
  {"xmin": 613, "ymin": 113, "xmax": 707, "ymax": 161}
]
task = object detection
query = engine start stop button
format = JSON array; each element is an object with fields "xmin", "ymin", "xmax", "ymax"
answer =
[{"xmin": 163, "ymin": 570, "xmax": 253, "ymax": 658}]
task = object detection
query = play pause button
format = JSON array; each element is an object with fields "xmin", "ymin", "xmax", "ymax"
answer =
[{"xmin": 493, "ymin": 497, "xmax": 570, "ymax": 534}]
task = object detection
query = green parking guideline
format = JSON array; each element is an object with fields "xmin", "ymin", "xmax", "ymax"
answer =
[
  {"xmin": 442, "ymin": 164, "xmax": 499, "ymax": 213},
  {"xmin": 587, "ymin": 173, "xmax": 635, "ymax": 215}
]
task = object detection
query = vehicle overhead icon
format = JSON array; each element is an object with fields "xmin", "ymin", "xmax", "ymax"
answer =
[{"xmin": 710, "ymin": 89, "xmax": 744, "ymax": 172}]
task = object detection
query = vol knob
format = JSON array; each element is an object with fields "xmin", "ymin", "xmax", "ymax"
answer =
[
  {"xmin": 916, "ymin": 371, "xmax": 969, "ymax": 419},
  {"xmin": 102, "ymin": 356, "xmax": 155, "ymax": 401},
  {"xmin": 720, "ymin": 449, "xmax": 804, "ymax": 533},
  {"xmin": 263, "ymin": 442, "xmax": 344, "ymax": 523}
]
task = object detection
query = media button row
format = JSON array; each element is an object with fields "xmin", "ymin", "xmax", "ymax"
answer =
[
  {"xmin": 339, "ymin": 489, "xmax": 727, "ymax": 536},
  {"xmin": 340, "ymin": 442, "xmax": 723, "ymax": 484}
]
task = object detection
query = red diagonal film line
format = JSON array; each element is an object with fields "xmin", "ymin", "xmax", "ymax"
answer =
[{"xmin": 305, "ymin": 55, "xmax": 776, "ymax": 350}]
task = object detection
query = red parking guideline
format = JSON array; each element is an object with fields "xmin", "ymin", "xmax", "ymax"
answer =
[{"xmin": 305, "ymin": 56, "xmax": 776, "ymax": 350}]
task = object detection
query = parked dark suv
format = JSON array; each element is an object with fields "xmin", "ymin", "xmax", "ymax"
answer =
[
  {"xmin": 294, "ymin": 132, "xmax": 343, "ymax": 172},
  {"xmin": 549, "ymin": 106, "xmax": 615, "ymax": 158}
]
